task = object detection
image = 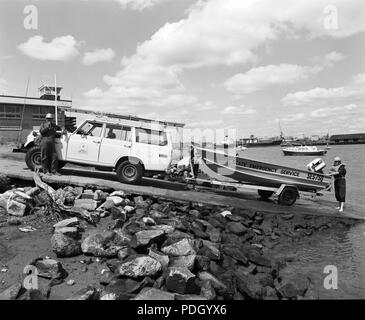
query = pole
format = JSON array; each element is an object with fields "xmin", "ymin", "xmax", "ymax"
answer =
[{"xmin": 54, "ymin": 73, "xmax": 58, "ymax": 125}]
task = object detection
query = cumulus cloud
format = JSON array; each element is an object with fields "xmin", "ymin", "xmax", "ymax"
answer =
[
  {"xmin": 83, "ymin": 0, "xmax": 365, "ymax": 123},
  {"xmin": 280, "ymin": 113, "xmax": 305, "ymax": 122},
  {"xmin": 114, "ymin": 0, "xmax": 166, "ymax": 10},
  {"xmin": 310, "ymin": 104, "xmax": 359, "ymax": 118},
  {"xmin": 221, "ymin": 105, "xmax": 257, "ymax": 116},
  {"xmin": 224, "ymin": 64, "xmax": 319, "ymax": 96},
  {"xmin": 314, "ymin": 51, "xmax": 346, "ymax": 67},
  {"xmin": 18, "ymin": 35, "xmax": 80, "ymax": 61},
  {"xmin": 82, "ymin": 48, "xmax": 115, "ymax": 65}
]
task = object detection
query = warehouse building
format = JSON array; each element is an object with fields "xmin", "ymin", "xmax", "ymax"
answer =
[
  {"xmin": 0, "ymin": 85, "xmax": 72, "ymax": 144},
  {"xmin": 329, "ymin": 133, "xmax": 365, "ymax": 145}
]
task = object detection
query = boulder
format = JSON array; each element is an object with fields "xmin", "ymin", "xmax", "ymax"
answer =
[
  {"xmin": 134, "ymin": 287, "xmax": 175, "ymax": 300},
  {"xmin": 200, "ymin": 280, "xmax": 216, "ymax": 300},
  {"xmin": 199, "ymin": 240, "xmax": 221, "ymax": 261},
  {"xmin": 118, "ymin": 256, "xmax": 162, "ymax": 278},
  {"xmin": 222, "ymin": 245, "xmax": 249, "ymax": 265},
  {"xmin": 51, "ymin": 232, "xmax": 82, "ymax": 257},
  {"xmin": 161, "ymin": 238, "xmax": 196, "ymax": 257},
  {"xmin": 81, "ymin": 231, "xmax": 124, "ymax": 258},
  {"xmin": 7, "ymin": 200, "xmax": 26, "ymax": 217},
  {"xmin": 107, "ymin": 196, "xmax": 125, "ymax": 206},
  {"xmin": 130, "ymin": 229, "xmax": 166, "ymax": 249},
  {"xmin": 53, "ymin": 217, "xmax": 79, "ymax": 230},
  {"xmin": 277, "ymin": 274, "xmax": 310, "ymax": 299},
  {"xmin": 197, "ymin": 272, "xmax": 227, "ymax": 295},
  {"xmin": 54, "ymin": 227, "xmax": 80, "ymax": 239},
  {"xmin": 73, "ymin": 199, "xmax": 98, "ymax": 211},
  {"xmin": 68, "ymin": 286, "xmax": 100, "ymax": 300},
  {"xmin": 111, "ymin": 206, "xmax": 127, "ymax": 221},
  {"xmin": 226, "ymin": 222, "xmax": 247, "ymax": 235},
  {"xmin": 170, "ymin": 254, "xmax": 196, "ymax": 271},
  {"xmin": 165, "ymin": 267, "xmax": 197, "ymax": 295},
  {"xmin": 148, "ymin": 248, "xmax": 170, "ymax": 270}
]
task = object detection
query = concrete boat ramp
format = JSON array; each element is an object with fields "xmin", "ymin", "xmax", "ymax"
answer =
[{"xmin": 0, "ymin": 154, "xmax": 364, "ymax": 221}]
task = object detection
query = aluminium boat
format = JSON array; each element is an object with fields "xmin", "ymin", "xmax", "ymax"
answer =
[{"xmin": 194, "ymin": 146, "xmax": 331, "ymax": 193}]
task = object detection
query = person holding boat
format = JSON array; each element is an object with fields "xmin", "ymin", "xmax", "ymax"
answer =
[
  {"xmin": 39, "ymin": 113, "xmax": 62, "ymax": 176},
  {"xmin": 328, "ymin": 156, "xmax": 346, "ymax": 212}
]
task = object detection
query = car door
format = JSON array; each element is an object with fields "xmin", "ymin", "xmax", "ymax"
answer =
[
  {"xmin": 98, "ymin": 124, "xmax": 132, "ymax": 166},
  {"xmin": 66, "ymin": 121, "xmax": 104, "ymax": 164}
]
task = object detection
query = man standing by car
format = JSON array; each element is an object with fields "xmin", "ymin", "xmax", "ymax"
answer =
[{"xmin": 39, "ymin": 113, "xmax": 62, "ymax": 175}]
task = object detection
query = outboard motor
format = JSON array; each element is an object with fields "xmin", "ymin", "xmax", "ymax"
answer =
[{"xmin": 307, "ymin": 158, "xmax": 326, "ymax": 173}]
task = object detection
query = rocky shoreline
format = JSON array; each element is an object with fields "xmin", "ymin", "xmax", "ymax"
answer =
[{"xmin": 0, "ymin": 174, "xmax": 357, "ymax": 300}]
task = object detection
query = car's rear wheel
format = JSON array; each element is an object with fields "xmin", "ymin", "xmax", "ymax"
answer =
[
  {"xmin": 116, "ymin": 160, "xmax": 143, "ymax": 184},
  {"xmin": 25, "ymin": 146, "xmax": 66, "ymax": 171},
  {"xmin": 25, "ymin": 146, "xmax": 42, "ymax": 171}
]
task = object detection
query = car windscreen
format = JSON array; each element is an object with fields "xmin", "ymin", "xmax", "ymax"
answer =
[{"xmin": 135, "ymin": 128, "xmax": 168, "ymax": 146}]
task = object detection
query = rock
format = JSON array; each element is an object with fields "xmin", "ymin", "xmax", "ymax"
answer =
[
  {"xmin": 107, "ymin": 196, "xmax": 125, "ymax": 206},
  {"xmin": 161, "ymin": 238, "xmax": 196, "ymax": 257},
  {"xmin": 111, "ymin": 206, "xmax": 127, "ymax": 221},
  {"xmin": 200, "ymin": 280, "xmax": 216, "ymax": 300},
  {"xmin": 196, "ymin": 255, "xmax": 210, "ymax": 271},
  {"xmin": 134, "ymin": 288, "xmax": 175, "ymax": 300},
  {"xmin": 113, "ymin": 229, "xmax": 131, "ymax": 246},
  {"xmin": 51, "ymin": 232, "xmax": 82, "ymax": 257},
  {"xmin": 199, "ymin": 240, "xmax": 221, "ymax": 261},
  {"xmin": 7, "ymin": 200, "xmax": 26, "ymax": 216},
  {"xmin": 197, "ymin": 272, "xmax": 227, "ymax": 295},
  {"xmin": 118, "ymin": 256, "xmax": 162, "ymax": 278},
  {"xmin": 130, "ymin": 229, "xmax": 166, "ymax": 249},
  {"xmin": 165, "ymin": 267, "xmax": 197, "ymax": 295},
  {"xmin": 151, "ymin": 224, "xmax": 175, "ymax": 234},
  {"xmin": 188, "ymin": 209, "xmax": 200, "ymax": 218},
  {"xmin": 68, "ymin": 286, "xmax": 100, "ymax": 300},
  {"xmin": 208, "ymin": 228, "xmax": 222, "ymax": 243},
  {"xmin": 149, "ymin": 248, "xmax": 170, "ymax": 270},
  {"xmin": 67, "ymin": 279, "xmax": 75, "ymax": 286},
  {"xmin": 222, "ymin": 245, "xmax": 249, "ymax": 265},
  {"xmin": 124, "ymin": 205, "xmax": 135, "ymax": 213},
  {"xmin": 81, "ymin": 232, "xmax": 124, "ymax": 258},
  {"xmin": 19, "ymin": 289, "xmax": 45, "ymax": 300},
  {"xmin": 247, "ymin": 250, "xmax": 272, "ymax": 267},
  {"xmin": 236, "ymin": 273, "xmax": 263, "ymax": 299},
  {"xmin": 134, "ymin": 196, "xmax": 149, "ymax": 208},
  {"xmin": 0, "ymin": 283, "xmax": 22, "ymax": 300},
  {"xmin": 73, "ymin": 199, "xmax": 98, "ymax": 211},
  {"xmin": 54, "ymin": 227, "xmax": 80, "ymax": 239},
  {"xmin": 277, "ymin": 274, "xmax": 310, "ymax": 299},
  {"xmin": 282, "ymin": 213, "xmax": 294, "ymax": 220},
  {"xmin": 117, "ymin": 247, "xmax": 130, "ymax": 260},
  {"xmin": 220, "ymin": 210, "xmax": 232, "ymax": 218},
  {"xmin": 175, "ymin": 294, "xmax": 208, "ymax": 300},
  {"xmin": 93, "ymin": 190, "xmax": 109, "ymax": 201},
  {"xmin": 110, "ymin": 190, "xmax": 126, "ymax": 198},
  {"xmin": 263, "ymin": 286, "xmax": 279, "ymax": 300},
  {"xmin": 53, "ymin": 217, "xmax": 79, "ymax": 230},
  {"xmin": 142, "ymin": 217, "xmax": 156, "ymax": 226},
  {"xmin": 170, "ymin": 254, "xmax": 196, "ymax": 271},
  {"xmin": 7, "ymin": 217, "xmax": 22, "ymax": 226},
  {"xmin": 226, "ymin": 222, "xmax": 247, "ymax": 235},
  {"xmin": 100, "ymin": 271, "xmax": 116, "ymax": 286}
]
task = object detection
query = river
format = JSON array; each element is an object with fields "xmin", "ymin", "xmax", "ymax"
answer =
[{"xmin": 238, "ymin": 144, "xmax": 365, "ymax": 298}]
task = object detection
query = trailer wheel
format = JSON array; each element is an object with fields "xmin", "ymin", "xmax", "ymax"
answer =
[
  {"xmin": 278, "ymin": 187, "xmax": 298, "ymax": 206},
  {"xmin": 258, "ymin": 190, "xmax": 274, "ymax": 200}
]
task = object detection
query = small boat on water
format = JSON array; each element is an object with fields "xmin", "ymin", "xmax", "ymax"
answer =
[
  {"xmin": 282, "ymin": 146, "xmax": 327, "ymax": 156},
  {"xmin": 194, "ymin": 147, "xmax": 331, "ymax": 193}
]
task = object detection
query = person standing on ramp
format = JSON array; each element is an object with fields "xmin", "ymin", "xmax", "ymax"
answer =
[{"xmin": 39, "ymin": 113, "xmax": 62, "ymax": 176}]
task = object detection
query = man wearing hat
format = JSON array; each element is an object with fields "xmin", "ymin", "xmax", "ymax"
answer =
[
  {"xmin": 39, "ymin": 113, "xmax": 62, "ymax": 175},
  {"xmin": 329, "ymin": 156, "xmax": 346, "ymax": 212}
]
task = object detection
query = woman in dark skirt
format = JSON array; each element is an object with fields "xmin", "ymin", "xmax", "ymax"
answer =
[{"xmin": 329, "ymin": 156, "xmax": 346, "ymax": 212}]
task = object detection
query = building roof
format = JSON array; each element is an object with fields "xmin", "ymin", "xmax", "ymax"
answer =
[
  {"xmin": 330, "ymin": 133, "xmax": 365, "ymax": 140},
  {"xmin": 0, "ymin": 95, "xmax": 72, "ymax": 108}
]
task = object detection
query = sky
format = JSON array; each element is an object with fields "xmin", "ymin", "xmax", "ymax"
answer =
[{"xmin": 0, "ymin": 0, "xmax": 364, "ymax": 138}]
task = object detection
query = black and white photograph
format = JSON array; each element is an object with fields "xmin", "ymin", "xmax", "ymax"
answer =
[{"xmin": 0, "ymin": 0, "xmax": 364, "ymax": 305}]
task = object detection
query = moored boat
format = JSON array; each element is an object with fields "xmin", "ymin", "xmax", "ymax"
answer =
[
  {"xmin": 194, "ymin": 146, "xmax": 331, "ymax": 193},
  {"xmin": 282, "ymin": 146, "xmax": 327, "ymax": 156}
]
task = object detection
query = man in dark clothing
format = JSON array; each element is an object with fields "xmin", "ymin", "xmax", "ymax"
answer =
[
  {"xmin": 39, "ymin": 113, "xmax": 61, "ymax": 175},
  {"xmin": 329, "ymin": 156, "xmax": 346, "ymax": 213}
]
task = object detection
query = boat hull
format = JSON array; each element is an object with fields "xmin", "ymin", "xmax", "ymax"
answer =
[
  {"xmin": 195, "ymin": 147, "xmax": 331, "ymax": 192},
  {"xmin": 283, "ymin": 150, "xmax": 327, "ymax": 156}
]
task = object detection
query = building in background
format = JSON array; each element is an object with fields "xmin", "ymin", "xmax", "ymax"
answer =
[{"xmin": 0, "ymin": 85, "xmax": 72, "ymax": 144}]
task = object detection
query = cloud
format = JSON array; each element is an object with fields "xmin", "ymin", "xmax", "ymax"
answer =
[
  {"xmin": 221, "ymin": 105, "xmax": 257, "ymax": 116},
  {"xmin": 82, "ymin": 48, "xmax": 115, "ymax": 65},
  {"xmin": 315, "ymin": 51, "xmax": 346, "ymax": 67},
  {"xmin": 18, "ymin": 35, "xmax": 80, "ymax": 61},
  {"xmin": 310, "ymin": 104, "xmax": 359, "ymax": 118},
  {"xmin": 280, "ymin": 113, "xmax": 305, "ymax": 122},
  {"xmin": 224, "ymin": 64, "xmax": 319, "ymax": 95},
  {"xmin": 114, "ymin": 0, "xmax": 166, "ymax": 11}
]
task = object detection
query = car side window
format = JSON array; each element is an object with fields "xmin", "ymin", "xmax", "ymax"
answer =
[
  {"xmin": 135, "ymin": 128, "xmax": 168, "ymax": 146},
  {"xmin": 77, "ymin": 122, "xmax": 103, "ymax": 137},
  {"xmin": 104, "ymin": 124, "xmax": 132, "ymax": 141}
]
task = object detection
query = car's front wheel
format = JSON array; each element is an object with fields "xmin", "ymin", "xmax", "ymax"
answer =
[{"xmin": 116, "ymin": 160, "xmax": 143, "ymax": 184}]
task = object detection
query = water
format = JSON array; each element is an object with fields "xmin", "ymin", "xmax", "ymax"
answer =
[{"xmin": 238, "ymin": 144, "xmax": 365, "ymax": 298}]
